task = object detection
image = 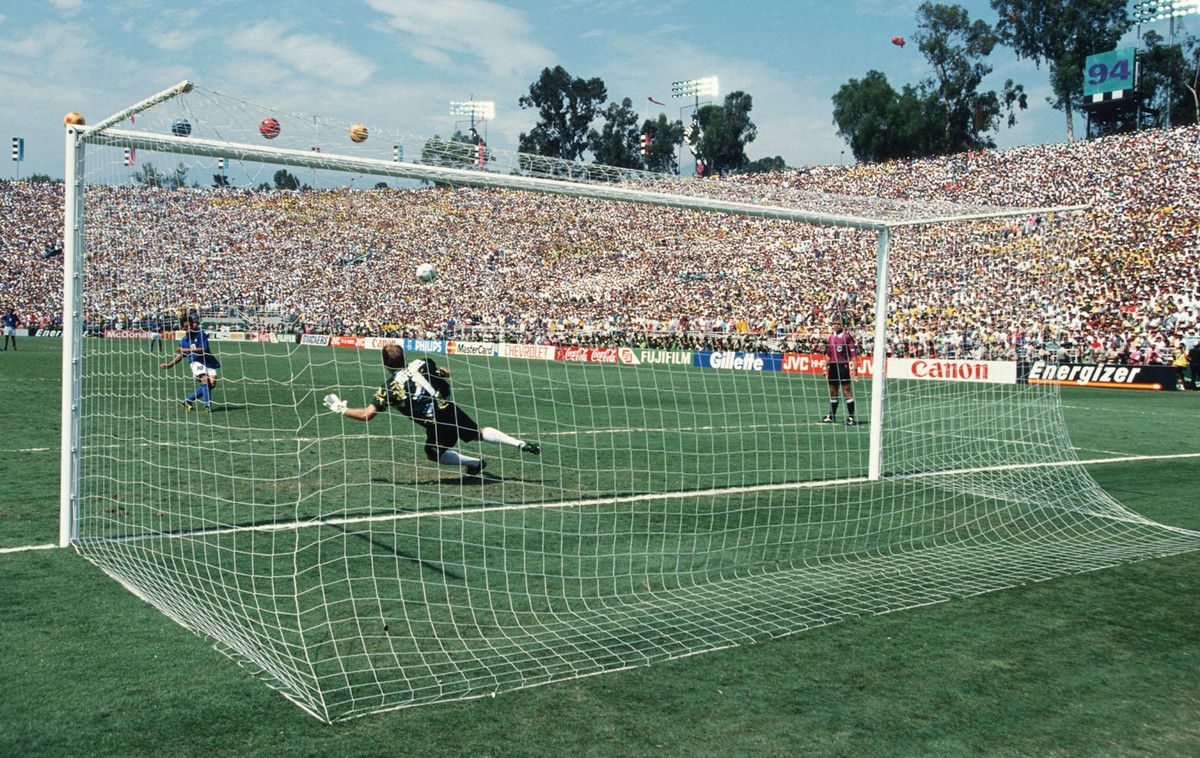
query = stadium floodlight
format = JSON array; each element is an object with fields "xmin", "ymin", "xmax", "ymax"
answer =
[
  {"xmin": 448, "ymin": 100, "xmax": 495, "ymax": 120},
  {"xmin": 449, "ymin": 99, "xmax": 494, "ymax": 148},
  {"xmin": 671, "ymin": 78, "xmax": 719, "ymax": 174},
  {"xmin": 670, "ymin": 76, "xmax": 719, "ymax": 99},
  {"xmin": 1132, "ymin": 0, "xmax": 1199, "ymax": 124},
  {"xmin": 1132, "ymin": 0, "xmax": 1199, "ymax": 22}
]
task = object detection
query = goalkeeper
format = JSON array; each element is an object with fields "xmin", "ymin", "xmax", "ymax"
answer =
[
  {"xmin": 822, "ymin": 315, "xmax": 858, "ymax": 426},
  {"xmin": 324, "ymin": 344, "xmax": 540, "ymax": 476}
]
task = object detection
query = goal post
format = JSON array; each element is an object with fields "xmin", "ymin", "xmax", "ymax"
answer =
[
  {"xmin": 869, "ymin": 227, "xmax": 891, "ymax": 481},
  {"xmin": 58, "ymin": 82, "xmax": 1200, "ymax": 721}
]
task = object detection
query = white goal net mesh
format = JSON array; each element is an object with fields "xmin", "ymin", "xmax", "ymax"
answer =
[{"xmin": 63, "ymin": 83, "xmax": 1200, "ymax": 722}]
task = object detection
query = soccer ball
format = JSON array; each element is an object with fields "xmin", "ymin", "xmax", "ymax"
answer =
[
  {"xmin": 63, "ymin": 112, "xmax": 86, "ymax": 126},
  {"xmin": 415, "ymin": 263, "xmax": 437, "ymax": 283},
  {"xmin": 171, "ymin": 119, "xmax": 192, "ymax": 137},
  {"xmin": 259, "ymin": 118, "xmax": 281, "ymax": 139},
  {"xmin": 349, "ymin": 123, "xmax": 369, "ymax": 143}
]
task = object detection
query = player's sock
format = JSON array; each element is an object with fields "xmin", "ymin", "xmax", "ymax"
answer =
[
  {"xmin": 480, "ymin": 426, "xmax": 524, "ymax": 449},
  {"xmin": 199, "ymin": 383, "xmax": 212, "ymax": 406},
  {"xmin": 438, "ymin": 450, "xmax": 476, "ymax": 468},
  {"xmin": 186, "ymin": 388, "xmax": 202, "ymax": 402},
  {"xmin": 829, "ymin": 399, "xmax": 840, "ymax": 418},
  {"xmin": 846, "ymin": 398, "xmax": 856, "ymax": 417}
]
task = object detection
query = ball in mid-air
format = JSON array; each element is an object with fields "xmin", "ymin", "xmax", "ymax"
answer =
[
  {"xmin": 63, "ymin": 112, "xmax": 86, "ymax": 126},
  {"xmin": 171, "ymin": 119, "xmax": 192, "ymax": 137},
  {"xmin": 349, "ymin": 123, "xmax": 369, "ymax": 143},
  {"xmin": 415, "ymin": 263, "xmax": 437, "ymax": 283},
  {"xmin": 259, "ymin": 117, "xmax": 281, "ymax": 139}
]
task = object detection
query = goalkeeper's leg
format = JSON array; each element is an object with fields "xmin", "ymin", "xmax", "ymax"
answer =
[
  {"xmin": 453, "ymin": 406, "xmax": 541, "ymax": 455},
  {"xmin": 843, "ymin": 381, "xmax": 857, "ymax": 425},
  {"xmin": 480, "ymin": 427, "xmax": 540, "ymax": 455}
]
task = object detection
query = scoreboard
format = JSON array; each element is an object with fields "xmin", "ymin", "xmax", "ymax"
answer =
[{"xmin": 1083, "ymin": 47, "xmax": 1137, "ymax": 98}]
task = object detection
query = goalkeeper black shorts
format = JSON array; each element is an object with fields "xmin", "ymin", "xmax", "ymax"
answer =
[{"xmin": 827, "ymin": 362, "xmax": 854, "ymax": 385}]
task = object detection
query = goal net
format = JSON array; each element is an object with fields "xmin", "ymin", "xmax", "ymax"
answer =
[{"xmin": 61, "ymin": 82, "xmax": 1200, "ymax": 722}]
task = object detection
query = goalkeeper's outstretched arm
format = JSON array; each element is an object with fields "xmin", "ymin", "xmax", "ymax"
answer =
[{"xmin": 324, "ymin": 393, "xmax": 378, "ymax": 422}]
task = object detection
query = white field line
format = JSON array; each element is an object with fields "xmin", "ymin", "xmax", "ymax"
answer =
[{"xmin": 3, "ymin": 449, "xmax": 1195, "ymax": 555}]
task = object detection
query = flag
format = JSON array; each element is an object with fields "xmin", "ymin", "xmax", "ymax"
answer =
[
  {"xmin": 11, "ymin": 137, "xmax": 23, "ymax": 162},
  {"xmin": 647, "ymin": 96, "xmax": 665, "ymax": 106}
]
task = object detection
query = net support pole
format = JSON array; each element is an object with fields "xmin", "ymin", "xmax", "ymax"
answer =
[
  {"xmin": 59, "ymin": 126, "xmax": 86, "ymax": 548},
  {"xmin": 868, "ymin": 227, "xmax": 891, "ymax": 480}
]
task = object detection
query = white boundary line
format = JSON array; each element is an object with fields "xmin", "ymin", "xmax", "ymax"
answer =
[{"xmin": 5, "ymin": 449, "xmax": 1198, "ymax": 555}]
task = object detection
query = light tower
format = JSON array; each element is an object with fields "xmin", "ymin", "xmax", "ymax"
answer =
[
  {"xmin": 449, "ymin": 99, "xmax": 495, "ymax": 146},
  {"xmin": 1132, "ymin": 0, "xmax": 1200, "ymax": 125},
  {"xmin": 670, "ymin": 76, "xmax": 719, "ymax": 175}
]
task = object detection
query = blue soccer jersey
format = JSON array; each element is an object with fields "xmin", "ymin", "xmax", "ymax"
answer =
[{"xmin": 181, "ymin": 331, "xmax": 221, "ymax": 369}]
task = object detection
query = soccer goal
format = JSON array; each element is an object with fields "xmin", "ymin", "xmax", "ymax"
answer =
[{"xmin": 60, "ymin": 82, "xmax": 1200, "ymax": 722}]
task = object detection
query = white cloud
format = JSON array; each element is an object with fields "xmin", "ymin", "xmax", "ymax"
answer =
[
  {"xmin": 364, "ymin": 0, "xmax": 555, "ymax": 80},
  {"xmin": 227, "ymin": 22, "xmax": 379, "ymax": 88}
]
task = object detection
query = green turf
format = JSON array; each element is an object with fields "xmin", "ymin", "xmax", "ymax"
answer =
[{"xmin": 3, "ymin": 337, "xmax": 1199, "ymax": 754}]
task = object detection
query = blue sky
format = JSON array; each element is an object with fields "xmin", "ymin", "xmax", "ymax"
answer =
[{"xmin": 0, "ymin": 0, "xmax": 1157, "ymax": 180}]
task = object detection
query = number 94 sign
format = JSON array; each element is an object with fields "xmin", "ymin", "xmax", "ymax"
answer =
[{"xmin": 1084, "ymin": 47, "xmax": 1136, "ymax": 97}]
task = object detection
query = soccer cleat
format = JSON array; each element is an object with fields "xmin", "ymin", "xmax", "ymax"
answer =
[
  {"xmin": 821, "ymin": 415, "xmax": 835, "ymax": 424},
  {"xmin": 465, "ymin": 459, "xmax": 487, "ymax": 477},
  {"xmin": 180, "ymin": 401, "xmax": 194, "ymax": 411},
  {"xmin": 845, "ymin": 416, "xmax": 857, "ymax": 426},
  {"xmin": 203, "ymin": 405, "xmax": 212, "ymax": 413},
  {"xmin": 522, "ymin": 441, "xmax": 541, "ymax": 456}
]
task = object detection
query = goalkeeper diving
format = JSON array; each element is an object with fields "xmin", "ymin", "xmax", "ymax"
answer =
[{"xmin": 324, "ymin": 344, "xmax": 540, "ymax": 476}]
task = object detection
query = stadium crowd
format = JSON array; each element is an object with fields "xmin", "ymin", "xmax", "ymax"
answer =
[{"xmin": 1, "ymin": 125, "xmax": 1196, "ymax": 361}]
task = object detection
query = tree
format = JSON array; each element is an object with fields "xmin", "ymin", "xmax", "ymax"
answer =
[
  {"xmin": 518, "ymin": 65, "xmax": 608, "ymax": 161},
  {"xmin": 418, "ymin": 131, "xmax": 491, "ymax": 184},
  {"xmin": 273, "ymin": 169, "xmax": 300, "ymax": 190},
  {"xmin": 692, "ymin": 91, "xmax": 757, "ymax": 176},
  {"xmin": 640, "ymin": 113, "xmax": 685, "ymax": 174},
  {"xmin": 991, "ymin": 0, "xmax": 1130, "ymax": 140},
  {"xmin": 1139, "ymin": 29, "xmax": 1200, "ymax": 127},
  {"xmin": 742, "ymin": 156, "xmax": 788, "ymax": 173},
  {"xmin": 133, "ymin": 161, "xmax": 188, "ymax": 189},
  {"xmin": 915, "ymin": 2, "xmax": 1026, "ymax": 153},
  {"xmin": 588, "ymin": 97, "xmax": 642, "ymax": 169},
  {"xmin": 212, "ymin": 174, "xmax": 230, "ymax": 188},
  {"xmin": 832, "ymin": 70, "xmax": 939, "ymax": 162}
]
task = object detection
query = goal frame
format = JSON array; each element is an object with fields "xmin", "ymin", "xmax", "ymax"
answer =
[{"xmin": 58, "ymin": 81, "xmax": 1088, "ymax": 547}]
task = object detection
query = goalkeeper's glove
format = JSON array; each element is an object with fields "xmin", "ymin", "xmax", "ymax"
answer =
[{"xmin": 324, "ymin": 393, "xmax": 348, "ymax": 414}]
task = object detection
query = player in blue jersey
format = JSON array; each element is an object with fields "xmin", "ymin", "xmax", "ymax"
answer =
[
  {"xmin": 160, "ymin": 314, "xmax": 221, "ymax": 412},
  {"xmin": 325, "ymin": 344, "xmax": 540, "ymax": 477},
  {"xmin": 822, "ymin": 316, "xmax": 858, "ymax": 426},
  {"xmin": 2, "ymin": 308, "xmax": 20, "ymax": 351}
]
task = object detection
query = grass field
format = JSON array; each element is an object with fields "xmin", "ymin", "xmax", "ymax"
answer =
[{"xmin": 3, "ymin": 337, "xmax": 1200, "ymax": 755}]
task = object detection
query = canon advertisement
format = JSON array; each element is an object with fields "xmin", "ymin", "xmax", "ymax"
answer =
[{"xmin": 888, "ymin": 358, "xmax": 1016, "ymax": 384}]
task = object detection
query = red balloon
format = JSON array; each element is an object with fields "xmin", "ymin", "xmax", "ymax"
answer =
[{"xmin": 891, "ymin": 36, "xmax": 906, "ymax": 47}]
